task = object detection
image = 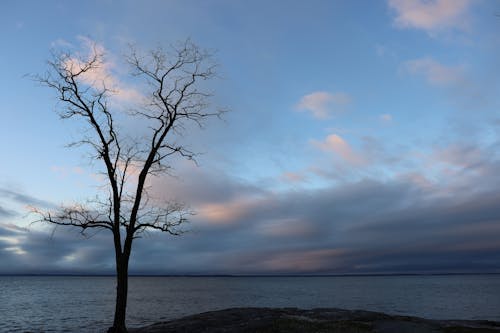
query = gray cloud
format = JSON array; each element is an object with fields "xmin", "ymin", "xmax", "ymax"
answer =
[
  {"xmin": 1, "ymin": 140, "xmax": 500, "ymax": 275},
  {"xmin": 148, "ymin": 163, "xmax": 265, "ymax": 205},
  {"xmin": 0, "ymin": 205, "xmax": 16, "ymax": 219},
  {"xmin": 0, "ymin": 223, "xmax": 114, "ymax": 274},
  {"xmin": 0, "ymin": 187, "xmax": 54, "ymax": 209}
]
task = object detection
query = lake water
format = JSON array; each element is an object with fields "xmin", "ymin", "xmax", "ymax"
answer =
[{"xmin": 1, "ymin": 275, "xmax": 500, "ymax": 332}]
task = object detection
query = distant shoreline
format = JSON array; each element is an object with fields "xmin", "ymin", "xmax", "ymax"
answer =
[{"xmin": 2, "ymin": 272, "xmax": 500, "ymax": 277}]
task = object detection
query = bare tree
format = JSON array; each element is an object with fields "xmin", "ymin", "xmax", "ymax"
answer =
[{"xmin": 35, "ymin": 40, "xmax": 220, "ymax": 333}]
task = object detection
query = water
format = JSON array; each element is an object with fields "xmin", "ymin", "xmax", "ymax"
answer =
[{"xmin": 1, "ymin": 275, "xmax": 499, "ymax": 332}]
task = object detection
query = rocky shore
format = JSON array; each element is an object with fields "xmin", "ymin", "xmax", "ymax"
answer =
[{"xmin": 131, "ymin": 307, "xmax": 500, "ymax": 333}]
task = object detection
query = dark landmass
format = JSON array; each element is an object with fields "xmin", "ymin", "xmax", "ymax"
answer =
[
  {"xmin": 3, "ymin": 272, "xmax": 500, "ymax": 277},
  {"xmin": 131, "ymin": 308, "xmax": 500, "ymax": 333}
]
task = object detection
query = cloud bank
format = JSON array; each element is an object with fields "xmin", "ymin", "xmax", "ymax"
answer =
[{"xmin": 2, "ymin": 137, "xmax": 500, "ymax": 275}]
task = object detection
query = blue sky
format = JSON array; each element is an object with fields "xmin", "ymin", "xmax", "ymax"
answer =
[{"xmin": 1, "ymin": 0, "xmax": 500, "ymax": 274}]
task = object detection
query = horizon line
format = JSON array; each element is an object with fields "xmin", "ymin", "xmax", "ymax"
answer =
[{"xmin": 2, "ymin": 272, "xmax": 499, "ymax": 277}]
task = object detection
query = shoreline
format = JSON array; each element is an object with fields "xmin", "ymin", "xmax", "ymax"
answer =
[
  {"xmin": 130, "ymin": 307, "xmax": 500, "ymax": 332},
  {"xmin": 3, "ymin": 272, "xmax": 500, "ymax": 277}
]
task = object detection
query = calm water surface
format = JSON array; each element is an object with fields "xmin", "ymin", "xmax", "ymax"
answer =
[{"xmin": 1, "ymin": 275, "xmax": 499, "ymax": 332}]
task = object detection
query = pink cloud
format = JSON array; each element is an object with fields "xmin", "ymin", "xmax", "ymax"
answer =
[
  {"xmin": 311, "ymin": 134, "xmax": 364, "ymax": 165},
  {"xmin": 379, "ymin": 113, "xmax": 393, "ymax": 123},
  {"xmin": 388, "ymin": 0, "xmax": 473, "ymax": 34},
  {"xmin": 403, "ymin": 57, "xmax": 464, "ymax": 86},
  {"xmin": 197, "ymin": 198, "xmax": 257, "ymax": 224},
  {"xmin": 280, "ymin": 172, "xmax": 307, "ymax": 183},
  {"xmin": 257, "ymin": 218, "xmax": 316, "ymax": 238},
  {"xmin": 260, "ymin": 248, "xmax": 345, "ymax": 272},
  {"xmin": 62, "ymin": 37, "xmax": 143, "ymax": 104},
  {"xmin": 296, "ymin": 91, "xmax": 351, "ymax": 119}
]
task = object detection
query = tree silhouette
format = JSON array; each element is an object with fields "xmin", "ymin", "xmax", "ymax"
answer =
[{"xmin": 35, "ymin": 39, "xmax": 221, "ymax": 333}]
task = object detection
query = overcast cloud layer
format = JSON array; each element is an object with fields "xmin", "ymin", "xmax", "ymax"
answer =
[{"xmin": 2, "ymin": 137, "xmax": 500, "ymax": 275}]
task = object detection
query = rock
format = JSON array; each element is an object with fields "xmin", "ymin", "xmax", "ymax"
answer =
[{"xmin": 130, "ymin": 307, "xmax": 500, "ymax": 333}]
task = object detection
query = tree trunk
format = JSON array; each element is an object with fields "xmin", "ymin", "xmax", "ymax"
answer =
[{"xmin": 108, "ymin": 253, "xmax": 130, "ymax": 333}]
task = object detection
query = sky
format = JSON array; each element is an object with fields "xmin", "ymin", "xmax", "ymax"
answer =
[{"xmin": 1, "ymin": 0, "xmax": 500, "ymax": 275}]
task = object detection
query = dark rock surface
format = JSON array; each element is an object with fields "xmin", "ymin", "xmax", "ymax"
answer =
[{"xmin": 131, "ymin": 307, "xmax": 500, "ymax": 333}]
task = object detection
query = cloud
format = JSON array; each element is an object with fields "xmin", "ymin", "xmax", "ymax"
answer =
[
  {"xmin": 2, "ymin": 136, "xmax": 500, "ymax": 275},
  {"xmin": 0, "ymin": 206, "xmax": 16, "ymax": 219},
  {"xmin": 296, "ymin": 91, "xmax": 351, "ymax": 119},
  {"xmin": 198, "ymin": 198, "xmax": 258, "ymax": 225},
  {"xmin": 50, "ymin": 38, "xmax": 73, "ymax": 48},
  {"xmin": 403, "ymin": 57, "xmax": 464, "ymax": 86},
  {"xmin": 0, "ymin": 222, "xmax": 114, "ymax": 274},
  {"xmin": 3, "ymin": 160, "xmax": 500, "ymax": 275},
  {"xmin": 256, "ymin": 218, "xmax": 318, "ymax": 239},
  {"xmin": 148, "ymin": 162, "xmax": 265, "ymax": 206},
  {"xmin": 50, "ymin": 165, "xmax": 87, "ymax": 179},
  {"xmin": 0, "ymin": 187, "xmax": 54, "ymax": 209},
  {"xmin": 240, "ymin": 248, "xmax": 346, "ymax": 273},
  {"xmin": 388, "ymin": 0, "xmax": 473, "ymax": 34},
  {"xmin": 310, "ymin": 134, "xmax": 364, "ymax": 166},
  {"xmin": 402, "ymin": 57, "xmax": 498, "ymax": 111},
  {"xmin": 62, "ymin": 37, "xmax": 143, "ymax": 104},
  {"xmin": 431, "ymin": 144, "xmax": 483, "ymax": 169},
  {"xmin": 375, "ymin": 44, "xmax": 397, "ymax": 59},
  {"xmin": 379, "ymin": 114, "xmax": 393, "ymax": 123},
  {"xmin": 280, "ymin": 172, "xmax": 307, "ymax": 183}
]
